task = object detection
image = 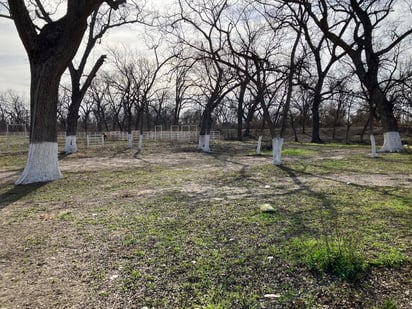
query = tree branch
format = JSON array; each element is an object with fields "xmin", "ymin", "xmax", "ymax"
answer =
[
  {"xmin": 7, "ymin": 0, "xmax": 37, "ymax": 54},
  {"xmin": 377, "ymin": 28, "xmax": 412, "ymax": 57}
]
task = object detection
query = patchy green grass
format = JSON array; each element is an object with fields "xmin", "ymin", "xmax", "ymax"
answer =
[
  {"xmin": 288, "ymin": 236, "xmax": 368, "ymax": 280},
  {"xmin": 0, "ymin": 141, "xmax": 411, "ymax": 308}
]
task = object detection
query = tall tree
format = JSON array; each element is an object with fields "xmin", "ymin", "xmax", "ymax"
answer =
[
  {"xmin": 5, "ymin": 0, "xmax": 126, "ymax": 184},
  {"xmin": 169, "ymin": 0, "xmax": 238, "ymax": 152},
  {"xmin": 287, "ymin": 4, "xmax": 345, "ymax": 143},
  {"xmin": 287, "ymin": 0, "xmax": 412, "ymax": 151},
  {"xmin": 64, "ymin": 2, "xmax": 144, "ymax": 153},
  {"xmin": 169, "ymin": 63, "xmax": 193, "ymax": 126},
  {"xmin": 89, "ymin": 78, "xmax": 110, "ymax": 132}
]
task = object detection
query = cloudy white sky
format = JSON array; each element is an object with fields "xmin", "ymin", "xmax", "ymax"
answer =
[
  {"xmin": 0, "ymin": 1, "xmax": 167, "ymax": 98},
  {"xmin": 1, "ymin": 1, "xmax": 410, "ymax": 99},
  {"xmin": 0, "ymin": 18, "xmax": 30, "ymax": 95}
]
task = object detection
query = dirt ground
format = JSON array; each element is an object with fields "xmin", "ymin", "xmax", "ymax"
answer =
[{"xmin": 0, "ymin": 141, "xmax": 411, "ymax": 308}]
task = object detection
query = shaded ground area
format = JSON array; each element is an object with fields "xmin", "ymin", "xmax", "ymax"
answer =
[{"xmin": 0, "ymin": 141, "xmax": 411, "ymax": 308}]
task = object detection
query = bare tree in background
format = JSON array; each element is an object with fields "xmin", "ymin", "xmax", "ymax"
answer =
[
  {"xmin": 89, "ymin": 78, "xmax": 110, "ymax": 132},
  {"xmin": 105, "ymin": 45, "xmax": 173, "ymax": 152},
  {"xmin": 166, "ymin": 0, "xmax": 240, "ymax": 152},
  {"xmin": 0, "ymin": 90, "xmax": 29, "ymax": 127},
  {"xmin": 286, "ymin": 0, "xmax": 412, "ymax": 152},
  {"xmin": 64, "ymin": 1, "xmax": 145, "ymax": 153}
]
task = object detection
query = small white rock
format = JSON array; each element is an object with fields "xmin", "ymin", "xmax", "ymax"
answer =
[{"xmin": 264, "ymin": 293, "xmax": 281, "ymax": 299}]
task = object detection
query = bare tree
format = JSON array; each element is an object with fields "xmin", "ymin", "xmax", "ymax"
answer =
[
  {"xmin": 0, "ymin": 90, "xmax": 29, "ymax": 129},
  {"xmin": 169, "ymin": 63, "xmax": 193, "ymax": 126},
  {"xmin": 287, "ymin": 0, "xmax": 412, "ymax": 151},
  {"xmin": 105, "ymin": 45, "xmax": 172, "ymax": 151},
  {"xmin": 101, "ymin": 72, "xmax": 125, "ymax": 131},
  {"xmin": 89, "ymin": 78, "xmax": 110, "ymax": 132},
  {"xmin": 167, "ymin": 0, "xmax": 240, "ymax": 152},
  {"xmin": 64, "ymin": 2, "xmax": 145, "ymax": 153},
  {"xmin": 4, "ymin": 0, "xmax": 126, "ymax": 184},
  {"xmin": 283, "ymin": 3, "xmax": 346, "ymax": 143},
  {"xmin": 105, "ymin": 49, "xmax": 141, "ymax": 147}
]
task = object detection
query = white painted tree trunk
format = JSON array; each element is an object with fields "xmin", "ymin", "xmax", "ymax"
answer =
[
  {"xmin": 379, "ymin": 131, "xmax": 403, "ymax": 152},
  {"xmin": 198, "ymin": 134, "xmax": 211, "ymax": 152},
  {"xmin": 137, "ymin": 134, "xmax": 143, "ymax": 152},
  {"xmin": 272, "ymin": 137, "xmax": 284, "ymax": 165},
  {"xmin": 128, "ymin": 133, "xmax": 133, "ymax": 148},
  {"xmin": 198, "ymin": 135, "xmax": 205, "ymax": 150},
  {"xmin": 256, "ymin": 136, "xmax": 263, "ymax": 155},
  {"xmin": 15, "ymin": 142, "xmax": 63, "ymax": 185},
  {"xmin": 370, "ymin": 134, "xmax": 377, "ymax": 158},
  {"xmin": 63, "ymin": 135, "xmax": 78, "ymax": 154}
]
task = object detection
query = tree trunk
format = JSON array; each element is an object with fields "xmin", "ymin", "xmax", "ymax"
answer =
[
  {"xmin": 198, "ymin": 134, "xmax": 211, "ymax": 152},
  {"xmin": 359, "ymin": 117, "xmax": 369, "ymax": 143},
  {"xmin": 128, "ymin": 133, "xmax": 134, "ymax": 148},
  {"xmin": 243, "ymin": 102, "xmax": 257, "ymax": 138},
  {"xmin": 198, "ymin": 105, "xmax": 213, "ymax": 152},
  {"xmin": 256, "ymin": 135, "xmax": 263, "ymax": 155},
  {"xmin": 173, "ymin": 96, "xmax": 181, "ymax": 126},
  {"xmin": 16, "ymin": 64, "xmax": 63, "ymax": 184},
  {"xmin": 311, "ymin": 92, "xmax": 323, "ymax": 143},
  {"xmin": 280, "ymin": 27, "xmax": 301, "ymax": 139},
  {"xmin": 237, "ymin": 81, "xmax": 247, "ymax": 141},
  {"xmin": 136, "ymin": 103, "xmax": 146, "ymax": 152},
  {"xmin": 371, "ymin": 88, "xmax": 403, "ymax": 152},
  {"xmin": 332, "ymin": 99, "xmax": 343, "ymax": 140},
  {"xmin": 138, "ymin": 134, "xmax": 143, "ymax": 151},
  {"xmin": 64, "ymin": 93, "xmax": 81, "ymax": 153},
  {"xmin": 370, "ymin": 134, "xmax": 377, "ymax": 158},
  {"xmin": 290, "ymin": 111, "xmax": 299, "ymax": 142},
  {"xmin": 127, "ymin": 105, "xmax": 133, "ymax": 148},
  {"xmin": 272, "ymin": 137, "xmax": 284, "ymax": 165}
]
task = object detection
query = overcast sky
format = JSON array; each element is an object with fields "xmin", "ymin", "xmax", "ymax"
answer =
[
  {"xmin": 1, "ymin": 1, "xmax": 410, "ymax": 99},
  {"xmin": 0, "ymin": 18, "xmax": 30, "ymax": 95},
  {"xmin": 0, "ymin": 2, "xmax": 165, "ymax": 98}
]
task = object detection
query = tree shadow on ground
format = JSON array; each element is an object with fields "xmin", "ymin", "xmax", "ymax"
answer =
[
  {"xmin": 0, "ymin": 182, "xmax": 46, "ymax": 211},
  {"xmin": 276, "ymin": 164, "xmax": 340, "ymax": 232}
]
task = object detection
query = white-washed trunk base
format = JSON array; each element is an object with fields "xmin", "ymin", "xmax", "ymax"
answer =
[
  {"xmin": 198, "ymin": 135, "xmax": 204, "ymax": 150},
  {"xmin": 15, "ymin": 142, "xmax": 63, "ymax": 185},
  {"xmin": 128, "ymin": 133, "xmax": 133, "ymax": 148},
  {"xmin": 379, "ymin": 131, "xmax": 403, "ymax": 152},
  {"xmin": 63, "ymin": 135, "xmax": 78, "ymax": 153},
  {"xmin": 138, "ymin": 134, "xmax": 143, "ymax": 152},
  {"xmin": 198, "ymin": 134, "xmax": 211, "ymax": 152},
  {"xmin": 256, "ymin": 136, "xmax": 263, "ymax": 155},
  {"xmin": 272, "ymin": 137, "xmax": 284, "ymax": 165},
  {"xmin": 370, "ymin": 134, "xmax": 377, "ymax": 158}
]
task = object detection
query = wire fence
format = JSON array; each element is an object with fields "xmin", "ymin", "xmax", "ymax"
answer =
[
  {"xmin": 0, "ymin": 129, "xmax": 221, "ymax": 153},
  {"xmin": 83, "ymin": 130, "xmax": 220, "ymax": 147}
]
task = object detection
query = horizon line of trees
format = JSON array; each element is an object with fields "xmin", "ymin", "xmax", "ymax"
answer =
[
  {"xmin": 1, "ymin": 0, "xmax": 411, "ymax": 144},
  {"xmin": 1, "ymin": 80, "xmax": 411, "ymax": 142}
]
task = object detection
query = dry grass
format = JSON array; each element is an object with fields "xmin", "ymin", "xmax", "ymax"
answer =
[{"xmin": 0, "ymin": 140, "xmax": 411, "ymax": 308}]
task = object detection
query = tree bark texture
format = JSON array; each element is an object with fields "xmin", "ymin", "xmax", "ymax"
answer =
[
  {"xmin": 303, "ymin": 0, "xmax": 410, "ymax": 151},
  {"xmin": 9, "ymin": 0, "xmax": 124, "ymax": 183}
]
